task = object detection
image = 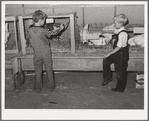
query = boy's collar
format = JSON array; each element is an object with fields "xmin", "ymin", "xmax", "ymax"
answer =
[{"xmin": 114, "ymin": 27, "xmax": 125, "ymax": 34}]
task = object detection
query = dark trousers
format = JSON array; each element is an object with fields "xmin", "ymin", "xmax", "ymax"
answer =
[
  {"xmin": 103, "ymin": 53, "xmax": 128, "ymax": 91},
  {"xmin": 33, "ymin": 53, "xmax": 55, "ymax": 90}
]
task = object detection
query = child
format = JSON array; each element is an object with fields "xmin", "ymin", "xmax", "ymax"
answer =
[
  {"xmin": 101, "ymin": 14, "xmax": 129, "ymax": 93},
  {"xmin": 28, "ymin": 10, "xmax": 66, "ymax": 93}
]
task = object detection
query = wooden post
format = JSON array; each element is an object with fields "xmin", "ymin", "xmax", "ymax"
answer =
[
  {"xmin": 22, "ymin": 4, "xmax": 25, "ymax": 15},
  {"xmin": 18, "ymin": 58, "xmax": 25, "ymax": 86},
  {"xmin": 14, "ymin": 18, "xmax": 18, "ymax": 51},
  {"xmin": 114, "ymin": 5, "xmax": 116, "ymax": 17},
  {"xmin": 82, "ymin": 7, "xmax": 85, "ymax": 27},
  {"xmin": 12, "ymin": 57, "xmax": 19, "ymax": 76},
  {"xmin": 18, "ymin": 16, "xmax": 26, "ymax": 55},
  {"xmin": 70, "ymin": 13, "xmax": 75, "ymax": 54},
  {"xmin": 52, "ymin": 7, "xmax": 55, "ymax": 14}
]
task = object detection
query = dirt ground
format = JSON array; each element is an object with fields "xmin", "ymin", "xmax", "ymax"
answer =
[{"xmin": 5, "ymin": 72, "xmax": 144, "ymax": 109}]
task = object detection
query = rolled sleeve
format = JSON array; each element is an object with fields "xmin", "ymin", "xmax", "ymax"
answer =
[{"xmin": 117, "ymin": 32, "xmax": 128, "ymax": 48}]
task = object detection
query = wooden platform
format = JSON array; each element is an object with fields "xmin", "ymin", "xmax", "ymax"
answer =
[
  {"xmin": 18, "ymin": 53, "xmax": 144, "ymax": 72},
  {"xmin": 17, "ymin": 51, "xmax": 144, "ymax": 86}
]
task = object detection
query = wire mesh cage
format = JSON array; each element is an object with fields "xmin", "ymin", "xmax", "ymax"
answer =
[{"xmin": 19, "ymin": 13, "xmax": 144, "ymax": 57}]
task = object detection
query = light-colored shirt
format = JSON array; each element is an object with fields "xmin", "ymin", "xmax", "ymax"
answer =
[{"xmin": 114, "ymin": 27, "xmax": 128, "ymax": 48}]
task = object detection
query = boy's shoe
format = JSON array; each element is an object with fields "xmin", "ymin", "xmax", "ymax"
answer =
[
  {"xmin": 101, "ymin": 79, "xmax": 112, "ymax": 86},
  {"xmin": 111, "ymin": 88, "xmax": 124, "ymax": 93}
]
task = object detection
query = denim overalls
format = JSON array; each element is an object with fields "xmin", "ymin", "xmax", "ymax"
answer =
[{"xmin": 103, "ymin": 30, "xmax": 129, "ymax": 91}]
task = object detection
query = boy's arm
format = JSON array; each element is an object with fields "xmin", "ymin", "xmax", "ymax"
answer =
[
  {"xmin": 103, "ymin": 47, "xmax": 121, "ymax": 59},
  {"xmin": 45, "ymin": 24, "xmax": 64, "ymax": 38},
  {"xmin": 104, "ymin": 32, "xmax": 127, "ymax": 59},
  {"xmin": 45, "ymin": 29, "xmax": 62, "ymax": 38},
  {"xmin": 63, "ymin": 19, "xmax": 70, "ymax": 30}
]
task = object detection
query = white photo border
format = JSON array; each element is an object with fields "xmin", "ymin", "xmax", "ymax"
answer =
[{"xmin": 1, "ymin": 1, "xmax": 148, "ymax": 120}]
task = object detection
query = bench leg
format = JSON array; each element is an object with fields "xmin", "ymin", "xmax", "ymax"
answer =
[
  {"xmin": 18, "ymin": 58, "xmax": 25, "ymax": 86},
  {"xmin": 18, "ymin": 71, "xmax": 25, "ymax": 86}
]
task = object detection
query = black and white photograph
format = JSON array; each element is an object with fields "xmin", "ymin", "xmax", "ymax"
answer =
[{"xmin": 1, "ymin": 1, "xmax": 148, "ymax": 120}]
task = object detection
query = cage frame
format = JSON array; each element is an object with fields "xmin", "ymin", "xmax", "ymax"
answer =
[
  {"xmin": 18, "ymin": 12, "xmax": 76, "ymax": 55},
  {"xmin": 5, "ymin": 15, "xmax": 19, "ymax": 54}
]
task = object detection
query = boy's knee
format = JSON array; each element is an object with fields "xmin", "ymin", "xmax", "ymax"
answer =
[{"xmin": 44, "ymin": 59, "xmax": 52, "ymax": 66}]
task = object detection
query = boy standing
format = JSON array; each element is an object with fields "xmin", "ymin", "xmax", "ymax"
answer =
[
  {"xmin": 28, "ymin": 10, "xmax": 65, "ymax": 93},
  {"xmin": 101, "ymin": 14, "xmax": 129, "ymax": 93}
]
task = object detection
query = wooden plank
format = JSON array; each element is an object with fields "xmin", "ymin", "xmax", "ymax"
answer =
[
  {"xmin": 18, "ymin": 53, "xmax": 144, "ymax": 59},
  {"xmin": 5, "ymin": 15, "xmax": 18, "ymax": 21},
  {"xmin": 133, "ymin": 27, "xmax": 144, "ymax": 34},
  {"xmin": 19, "ymin": 57, "xmax": 144, "ymax": 71},
  {"xmin": 18, "ymin": 16, "xmax": 26, "ymax": 55},
  {"xmin": 53, "ymin": 58, "xmax": 106, "ymax": 71},
  {"xmin": 70, "ymin": 13, "xmax": 75, "ymax": 54}
]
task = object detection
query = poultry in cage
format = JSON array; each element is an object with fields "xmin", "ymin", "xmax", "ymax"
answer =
[{"xmin": 44, "ymin": 18, "xmax": 70, "ymax": 40}]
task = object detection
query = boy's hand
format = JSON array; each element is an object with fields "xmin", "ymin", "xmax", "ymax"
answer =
[
  {"xmin": 53, "ymin": 26, "xmax": 60, "ymax": 31},
  {"xmin": 103, "ymin": 53, "xmax": 110, "ymax": 59},
  {"xmin": 66, "ymin": 18, "xmax": 70, "ymax": 24},
  {"xmin": 60, "ymin": 23, "xmax": 64, "ymax": 30},
  {"xmin": 64, "ymin": 19, "xmax": 70, "ymax": 29}
]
